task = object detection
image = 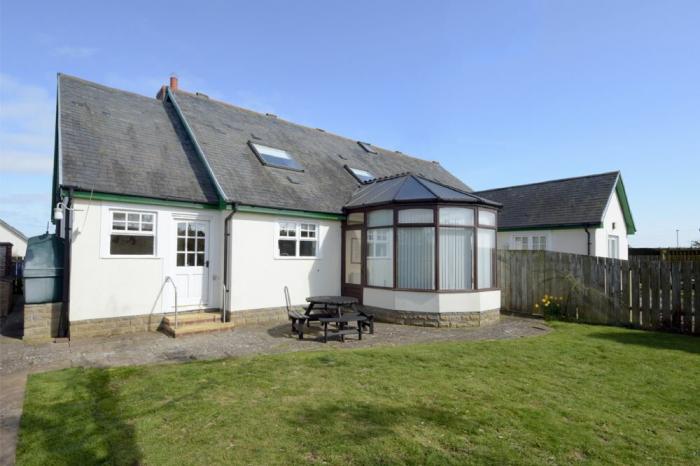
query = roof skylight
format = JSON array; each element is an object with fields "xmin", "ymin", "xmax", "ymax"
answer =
[
  {"xmin": 358, "ymin": 141, "xmax": 377, "ymax": 154},
  {"xmin": 346, "ymin": 166, "xmax": 375, "ymax": 183},
  {"xmin": 249, "ymin": 142, "xmax": 303, "ymax": 171}
]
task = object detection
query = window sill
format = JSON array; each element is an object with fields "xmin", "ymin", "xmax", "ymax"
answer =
[
  {"xmin": 101, "ymin": 255, "xmax": 161, "ymax": 260},
  {"xmin": 273, "ymin": 256, "xmax": 321, "ymax": 261}
]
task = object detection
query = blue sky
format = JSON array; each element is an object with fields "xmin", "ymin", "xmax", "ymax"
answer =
[{"xmin": 1, "ymin": 0, "xmax": 698, "ymax": 246}]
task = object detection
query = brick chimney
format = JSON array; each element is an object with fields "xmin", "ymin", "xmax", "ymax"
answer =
[{"xmin": 156, "ymin": 74, "xmax": 179, "ymax": 100}]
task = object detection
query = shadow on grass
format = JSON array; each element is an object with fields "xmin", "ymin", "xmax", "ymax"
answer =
[
  {"xmin": 287, "ymin": 399, "xmax": 485, "ymax": 462},
  {"xmin": 18, "ymin": 369, "xmax": 142, "ymax": 464},
  {"xmin": 587, "ymin": 329, "xmax": 700, "ymax": 355}
]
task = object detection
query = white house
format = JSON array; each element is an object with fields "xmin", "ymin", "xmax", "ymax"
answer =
[
  {"xmin": 473, "ymin": 172, "xmax": 636, "ymax": 260},
  {"xmin": 0, "ymin": 218, "xmax": 28, "ymax": 257},
  {"xmin": 50, "ymin": 74, "xmax": 503, "ymax": 338}
]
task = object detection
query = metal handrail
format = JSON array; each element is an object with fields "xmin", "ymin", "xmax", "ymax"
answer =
[{"xmin": 164, "ymin": 276, "xmax": 178, "ymax": 328}]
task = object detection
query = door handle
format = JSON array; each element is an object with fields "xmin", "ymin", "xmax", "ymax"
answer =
[{"xmin": 205, "ymin": 260, "xmax": 209, "ymax": 268}]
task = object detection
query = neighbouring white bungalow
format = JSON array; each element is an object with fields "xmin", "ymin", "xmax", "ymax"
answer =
[
  {"xmin": 473, "ymin": 172, "xmax": 636, "ymax": 260},
  {"xmin": 0, "ymin": 218, "xmax": 28, "ymax": 258},
  {"xmin": 49, "ymin": 74, "xmax": 503, "ymax": 338}
]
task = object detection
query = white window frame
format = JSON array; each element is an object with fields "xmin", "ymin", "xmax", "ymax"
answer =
[
  {"xmin": 367, "ymin": 228, "xmax": 392, "ymax": 259},
  {"xmin": 512, "ymin": 233, "xmax": 549, "ymax": 251},
  {"xmin": 274, "ymin": 221, "xmax": 320, "ymax": 259},
  {"xmin": 105, "ymin": 209, "xmax": 157, "ymax": 258}
]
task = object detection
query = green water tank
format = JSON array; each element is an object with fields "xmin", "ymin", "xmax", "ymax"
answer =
[{"xmin": 24, "ymin": 234, "xmax": 65, "ymax": 304}]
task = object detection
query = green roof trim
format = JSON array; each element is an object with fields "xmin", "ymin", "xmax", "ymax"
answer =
[
  {"xmin": 67, "ymin": 190, "xmax": 221, "ymax": 210},
  {"xmin": 614, "ymin": 176, "xmax": 636, "ymax": 235},
  {"xmin": 236, "ymin": 205, "xmax": 345, "ymax": 221}
]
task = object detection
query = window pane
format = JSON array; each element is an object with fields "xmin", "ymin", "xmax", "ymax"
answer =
[
  {"xmin": 477, "ymin": 229, "xmax": 496, "ymax": 288},
  {"xmin": 187, "ymin": 238, "xmax": 195, "ymax": 251},
  {"xmin": 347, "ymin": 212, "xmax": 364, "ymax": 225},
  {"xmin": 367, "ymin": 209, "xmax": 393, "ymax": 227},
  {"xmin": 479, "ymin": 209, "xmax": 496, "ymax": 226},
  {"xmin": 142, "ymin": 214, "xmax": 154, "ymax": 223},
  {"xmin": 197, "ymin": 224, "xmax": 206, "ymax": 237},
  {"xmin": 177, "ymin": 238, "xmax": 186, "ymax": 252},
  {"xmin": 439, "ymin": 228, "xmax": 473, "ymax": 290},
  {"xmin": 251, "ymin": 143, "xmax": 304, "ymax": 171},
  {"xmin": 439, "ymin": 207, "xmax": 474, "ymax": 226},
  {"xmin": 187, "ymin": 223, "xmax": 195, "ymax": 236},
  {"xmin": 196, "ymin": 253, "xmax": 205, "ymax": 266},
  {"xmin": 142, "ymin": 223, "xmax": 153, "ymax": 232},
  {"xmin": 112, "ymin": 221, "xmax": 126, "ymax": 231},
  {"xmin": 196, "ymin": 239, "xmax": 205, "ymax": 252},
  {"xmin": 398, "ymin": 209, "xmax": 433, "ymax": 224},
  {"xmin": 397, "ymin": 227, "xmax": 434, "ymax": 289},
  {"xmin": 367, "ymin": 227, "xmax": 393, "ymax": 287},
  {"xmin": 113, "ymin": 212, "xmax": 126, "ymax": 221},
  {"xmin": 177, "ymin": 253, "xmax": 185, "ymax": 266},
  {"xmin": 127, "ymin": 222, "xmax": 139, "ymax": 231},
  {"xmin": 110, "ymin": 235, "xmax": 154, "ymax": 255},
  {"xmin": 127, "ymin": 213, "xmax": 140, "ymax": 222},
  {"xmin": 278, "ymin": 239, "xmax": 296, "ymax": 257},
  {"xmin": 177, "ymin": 222, "xmax": 186, "ymax": 236},
  {"xmin": 345, "ymin": 230, "xmax": 362, "ymax": 284},
  {"xmin": 299, "ymin": 240, "xmax": 317, "ymax": 257}
]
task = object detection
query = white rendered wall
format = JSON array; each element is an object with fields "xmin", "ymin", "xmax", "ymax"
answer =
[
  {"xmin": 69, "ymin": 199, "xmax": 224, "ymax": 321},
  {"xmin": 228, "ymin": 212, "xmax": 341, "ymax": 311},
  {"xmin": 363, "ymin": 288, "xmax": 501, "ymax": 313},
  {"xmin": 0, "ymin": 224, "xmax": 27, "ymax": 257},
  {"xmin": 594, "ymin": 191, "xmax": 629, "ymax": 259},
  {"xmin": 497, "ymin": 229, "xmax": 589, "ymax": 256}
]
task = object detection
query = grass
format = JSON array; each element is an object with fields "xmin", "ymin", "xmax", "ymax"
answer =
[{"xmin": 16, "ymin": 322, "xmax": 700, "ymax": 465}]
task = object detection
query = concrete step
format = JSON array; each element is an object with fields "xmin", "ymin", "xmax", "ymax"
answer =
[
  {"xmin": 162, "ymin": 311, "xmax": 223, "ymax": 327},
  {"xmin": 161, "ymin": 320, "xmax": 236, "ymax": 338}
]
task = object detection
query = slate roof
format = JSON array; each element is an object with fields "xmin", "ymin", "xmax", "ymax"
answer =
[
  {"xmin": 59, "ymin": 75, "xmax": 220, "ymax": 204},
  {"xmin": 57, "ymin": 74, "xmax": 473, "ymax": 214},
  {"xmin": 472, "ymin": 171, "xmax": 622, "ymax": 230},
  {"xmin": 345, "ymin": 173, "xmax": 501, "ymax": 209},
  {"xmin": 171, "ymin": 90, "xmax": 470, "ymax": 213}
]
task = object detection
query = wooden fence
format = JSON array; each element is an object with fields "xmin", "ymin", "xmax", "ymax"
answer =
[{"xmin": 497, "ymin": 250, "xmax": 699, "ymax": 335}]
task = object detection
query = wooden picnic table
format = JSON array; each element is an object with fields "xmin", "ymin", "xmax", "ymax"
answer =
[
  {"xmin": 304, "ymin": 295, "xmax": 374, "ymax": 335},
  {"xmin": 304, "ymin": 295, "xmax": 359, "ymax": 318}
]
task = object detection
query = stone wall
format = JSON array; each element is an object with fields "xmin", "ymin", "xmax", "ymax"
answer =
[
  {"xmin": 364, "ymin": 306, "xmax": 500, "ymax": 328},
  {"xmin": 23, "ymin": 303, "xmax": 62, "ymax": 344},
  {"xmin": 226, "ymin": 307, "xmax": 288, "ymax": 326},
  {"xmin": 69, "ymin": 313, "xmax": 166, "ymax": 339}
]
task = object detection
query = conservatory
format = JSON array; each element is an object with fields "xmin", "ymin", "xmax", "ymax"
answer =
[{"xmin": 341, "ymin": 174, "xmax": 502, "ymax": 327}]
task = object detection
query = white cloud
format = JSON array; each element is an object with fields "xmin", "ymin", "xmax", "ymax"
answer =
[
  {"xmin": 53, "ymin": 46, "xmax": 98, "ymax": 58},
  {"xmin": 0, "ymin": 73, "xmax": 54, "ymax": 174}
]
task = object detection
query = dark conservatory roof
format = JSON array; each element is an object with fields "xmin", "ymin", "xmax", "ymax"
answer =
[
  {"xmin": 344, "ymin": 173, "xmax": 501, "ymax": 209},
  {"xmin": 57, "ymin": 74, "xmax": 472, "ymax": 214},
  {"xmin": 472, "ymin": 171, "xmax": 636, "ymax": 234}
]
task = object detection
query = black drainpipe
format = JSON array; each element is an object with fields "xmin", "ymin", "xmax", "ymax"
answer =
[
  {"xmin": 222, "ymin": 207, "xmax": 236, "ymax": 322},
  {"xmin": 584, "ymin": 226, "xmax": 592, "ymax": 256},
  {"xmin": 58, "ymin": 189, "xmax": 73, "ymax": 338}
]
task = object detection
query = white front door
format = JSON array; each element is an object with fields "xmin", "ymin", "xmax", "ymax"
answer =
[{"xmin": 174, "ymin": 220, "xmax": 210, "ymax": 306}]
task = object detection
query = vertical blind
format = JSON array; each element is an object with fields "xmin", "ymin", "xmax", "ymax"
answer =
[
  {"xmin": 367, "ymin": 227, "xmax": 393, "ymax": 287},
  {"xmin": 477, "ymin": 229, "xmax": 496, "ymax": 288},
  {"xmin": 439, "ymin": 228, "xmax": 473, "ymax": 290},
  {"xmin": 397, "ymin": 228, "xmax": 434, "ymax": 289}
]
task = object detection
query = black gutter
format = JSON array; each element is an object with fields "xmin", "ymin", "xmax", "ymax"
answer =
[
  {"xmin": 222, "ymin": 207, "xmax": 236, "ymax": 322},
  {"xmin": 58, "ymin": 189, "xmax": 73, "ymax": 338}
]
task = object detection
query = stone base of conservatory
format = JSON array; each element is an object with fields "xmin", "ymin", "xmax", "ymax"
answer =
[
  {"xmin": 365, "ymin": 306, "xmax": 500, "ymax": 327},
  {"xmin": 360, "ymin": 288, "xmax": 501, "ymax": 327}
]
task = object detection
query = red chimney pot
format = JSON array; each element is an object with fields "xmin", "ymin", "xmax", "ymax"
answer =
[{"xmin": 169, "ymin": 75, "xmax": 178, "ymax": 91}]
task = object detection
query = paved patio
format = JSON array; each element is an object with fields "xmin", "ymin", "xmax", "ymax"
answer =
[{"xmin": 0, "ymin": 311, "xmax": 549, "ymax": 465}]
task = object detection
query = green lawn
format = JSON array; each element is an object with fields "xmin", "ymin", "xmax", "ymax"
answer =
[{"xmin": 17, "ymin": 323, "xmax": 700, "ymax": 465}]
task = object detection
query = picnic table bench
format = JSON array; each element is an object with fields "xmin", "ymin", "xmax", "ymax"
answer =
[{"xmin": 319, "ymin": 314, "xmax": 367, "ymax": 343}]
